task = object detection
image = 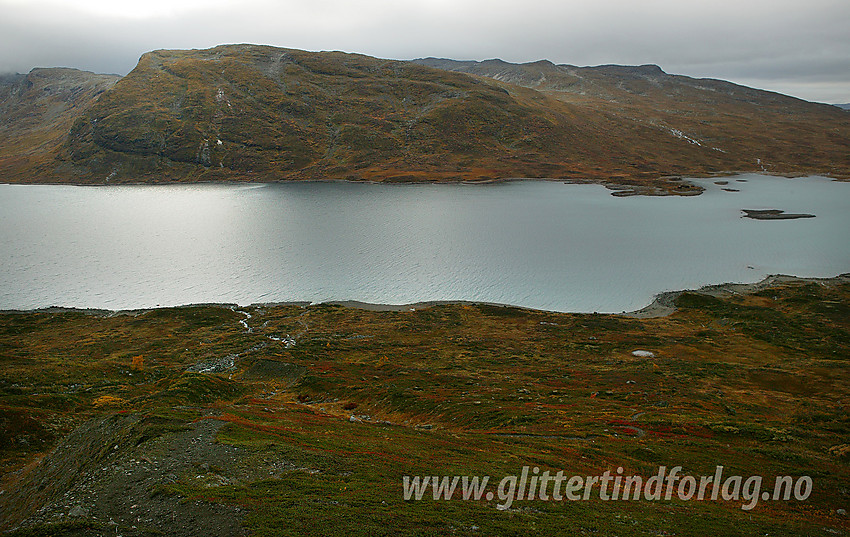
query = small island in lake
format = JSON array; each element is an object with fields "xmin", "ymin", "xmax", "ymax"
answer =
[{"xmin": 742, "ymin": 209, "xmax": 816, "ymax": 220}]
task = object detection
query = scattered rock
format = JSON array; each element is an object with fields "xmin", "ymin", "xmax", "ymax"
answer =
[
  {"xmin": 67, "ymin": 505, "xmax": 88, "ymax": 517},
  {"xmin": 631, "ymin": 350, "xmax": 655, "ymax": 358},
  {"xmin": 1, "ymin": 415, "xmax": 246, "ymax": 535},
  {"xmin": 186, "ymin": 355, "xmax": 236, "ymax": 374}
]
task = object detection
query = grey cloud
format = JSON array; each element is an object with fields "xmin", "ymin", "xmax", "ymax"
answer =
[{"xmin": 0, "ymin": 0, "xmax": 847, "ymax": 103}]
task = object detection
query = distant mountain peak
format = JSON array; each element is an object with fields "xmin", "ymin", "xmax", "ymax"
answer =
[
  {"xmin": 593, "ymin": 63, "xmax": 666, "ymax": 76},
  {"xmin": 1, "ymin": 45, "xmax": 848, "ymax": 185}
]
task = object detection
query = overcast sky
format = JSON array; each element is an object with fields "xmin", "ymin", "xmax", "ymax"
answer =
[{"xmin": 1, "ymin": 0, "xmax": 848, "ymax": 103}]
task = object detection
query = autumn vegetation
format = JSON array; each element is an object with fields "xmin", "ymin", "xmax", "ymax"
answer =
[
  {"xmin": 1, "ymin": 278, "xmax": 848, "ymax": 534},
  {"xmin": 1, "ymin": 45, "xmax": 848, "ymax": 189}
]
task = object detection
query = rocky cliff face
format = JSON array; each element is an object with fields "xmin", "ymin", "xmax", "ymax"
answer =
[{"xmin": 1, "ymin": 45, "xmax": 848, "ymax": 186}]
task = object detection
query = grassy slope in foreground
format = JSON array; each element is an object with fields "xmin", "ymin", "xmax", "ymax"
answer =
[
  {"xmin": 1, "ymin": 44, "xmax": 848, "ymax": 188},
  {"xmin": 0, "ymin": 276, "xmax": 848, "ymax": 535}
]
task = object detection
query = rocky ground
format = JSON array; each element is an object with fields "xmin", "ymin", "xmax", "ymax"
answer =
[{"xmin": 1, "ymin": 275, "xmax": 849, "ymax": 535}]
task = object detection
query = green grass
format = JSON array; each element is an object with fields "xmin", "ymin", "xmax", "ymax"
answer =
[{"xmin": 1, "ymin": 279, "xmax": 849, "ymax": 534}]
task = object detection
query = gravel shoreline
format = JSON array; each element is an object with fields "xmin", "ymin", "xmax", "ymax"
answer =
[
  {"xmin": 3, "ymin": 274, "xmax": 848, "ymax": 319},
  {"xmin": 624, "ymin": 273, "xmax": 850, "ymax": 318}
]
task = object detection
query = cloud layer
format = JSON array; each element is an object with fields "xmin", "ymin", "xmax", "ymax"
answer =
[{"xmin": 1, "ymin": 0, "xmax": 848, "ymax": 103}]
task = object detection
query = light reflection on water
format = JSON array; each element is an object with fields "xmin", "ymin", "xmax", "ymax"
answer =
[{"xmin": 0, "ymin": 174, "xmax": 847, "ymax": 312}]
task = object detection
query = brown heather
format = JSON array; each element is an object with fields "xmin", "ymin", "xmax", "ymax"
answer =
[{"xmin": 1, "ymin": 45, "xmax": 848, "ymax": 188}]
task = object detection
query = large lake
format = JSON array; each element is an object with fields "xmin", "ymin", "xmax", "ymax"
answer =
[{"xmin": 0, "ymin": 174, "xmax": 848, "ymax": 312}]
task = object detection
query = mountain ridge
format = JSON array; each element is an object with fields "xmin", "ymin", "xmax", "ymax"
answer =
[
  {"xmin": 0, "ymin": 67, "xmax": 120, "ymax": 181},
  {"xmin": 0, "ymin": 44, "xmax": 847, "ymax": 188}
]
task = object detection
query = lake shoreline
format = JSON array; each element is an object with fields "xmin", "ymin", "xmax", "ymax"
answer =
[
  {"xmin": 625, "ymin": 273, "xmax": 850, "ymax": 318},
  {"xmin": 3, "ymin": 172, "xmax": 845, "ymax": 200},
  {"xmin": 3, "ymin": 174, "xmax": 846, "ymax": 314},
  {"xmin": 3, "ymin": 273, "xmax": 847, "ymax": 319}
]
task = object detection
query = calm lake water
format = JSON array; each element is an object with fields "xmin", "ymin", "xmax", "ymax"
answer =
[{"xmin": 0, "ymin": 174, "xmax": 848, "ymax": 312}]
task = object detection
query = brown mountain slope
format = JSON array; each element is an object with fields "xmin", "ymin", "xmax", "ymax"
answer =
[
  {"xmin": 414, "ymin": 57, "xmax": 850, "ymax": 178},
  {"xmin": 62, "ymin": 45, "xmax": 606, "ymax": 184},
  {"xmin": 0, "ymin": 68, "xmax": 120, "ymax": 181},
  {"xmin": 1, "ymin": 45, "xmax": 848, "ymax": 187}
]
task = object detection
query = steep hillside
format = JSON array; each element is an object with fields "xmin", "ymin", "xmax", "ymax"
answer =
[
  {"xmin": 0, "ymin": 68, "xmax": 120, "ymax": 181},
  {"xmin": 1, "ymin": 45, "xmax": 848, "ymax": 186},
  {"xmin": 63, "ymin": 45, "xmax": 607, "ymax": 184},
  {"xmin": 415, "ymin": 58, "xmax": 850, "ymax": 179}
]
